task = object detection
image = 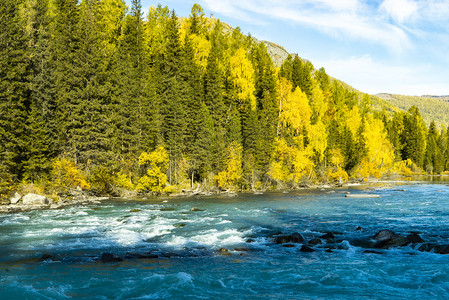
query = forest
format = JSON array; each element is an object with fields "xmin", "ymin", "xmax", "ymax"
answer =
[{"xmin": 1, "ymin": 0, "xmax": 449, "ymax": 199}]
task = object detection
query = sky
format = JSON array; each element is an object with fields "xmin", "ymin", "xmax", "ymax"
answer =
[{"xmin": 128, "ymin": 0, "xmax": 449, "ymax": 96}]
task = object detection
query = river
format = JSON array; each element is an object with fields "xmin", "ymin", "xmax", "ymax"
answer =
[{"xmin": 1, "ymin": 182, "xmax": 449, "ymax": 299}]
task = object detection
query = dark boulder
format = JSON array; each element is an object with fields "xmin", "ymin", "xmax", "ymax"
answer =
[
  {"xmin": 373, "ymin": 230, "xmax": 409, "ymax": 249},
  {"xmin": 40, "ymin": 254, "xmax": 59, "ymax": 262},
  {"xmin": 320, "ymin": 232, "xmax": 335, "ymax": 240},
  {"xmin": 274, "ymin": 232, "xmax": 304, "ymax": 244},
  {"xmin": 300, "ymin": 245, "xmax": 315, "ymax": 252},
  {"xmin": 291, "ymin": 232, "xmax": 305, "ymax": 243},
  {"xmin": 308, "ymin": 238, "xmax": 322, "ymax": 246},
  {"xmin": 125, "ymin": 252, "xmax": 158, "ymax": 259},
  {"xmin": 274, "ymin": 235, "xmax": 292, "ymax": 244},
  {"xmin": 234, "ymin": 247, "xmax": 248, "ymax": 252},
  {"xmin": 407, "ymin": 233, "xmax": 425, "ymax": 244},
  {"xmin": 432, "ymin": 244, "xmax": 449, "ymax": 254},
  {"xmin": 101, "ymin": 253, "xmax": 123, "ymax": 262},
  {"xmin": 356, "ymin": 226, "xmax": 363, "ymax": 231},
  {"xmin": 282, "ymin": 244, "xmax": 295, "ymax": 248},
  {"xmin": 373, "ymin": 229, "xmax": 395, "ymax": 241}
]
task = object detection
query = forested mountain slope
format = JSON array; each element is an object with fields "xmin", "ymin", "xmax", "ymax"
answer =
[
  {"xmin": 1, "ymin": 1, "xmax": 448, "ymax": 200},
  {"xmin": 376, "ymin": 93, "xmax": 449, "ymax": 127}
]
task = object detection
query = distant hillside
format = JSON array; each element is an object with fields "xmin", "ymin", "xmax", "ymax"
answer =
[{"xmin": 376, "ymin": 93, "xmax": 449, "ymax": 127}]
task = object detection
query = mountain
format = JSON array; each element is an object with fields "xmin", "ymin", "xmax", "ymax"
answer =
[{"xmin": 376, "ymin": 93, "xmax": 449, "ymax": 127}]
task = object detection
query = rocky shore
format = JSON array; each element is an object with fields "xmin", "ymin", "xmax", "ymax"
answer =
[{"xmin": 0, "ymin": 191, "xmax": 108, "ymax": 214}]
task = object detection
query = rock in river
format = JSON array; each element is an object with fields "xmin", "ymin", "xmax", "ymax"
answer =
[
  {"xmin": 22, "ymin": 193, "xmax": 51, "ymax": 206},
  {"xmin": 101, "ymin": 253, "xmax": 123, "ymax": 262},
  {"xmin": 373, "ymin": 229, "xmax": 409, "ymax": 249},
  {"xmin": 274, "ymin": 232, "xmax": 304, "ymax": 244}
]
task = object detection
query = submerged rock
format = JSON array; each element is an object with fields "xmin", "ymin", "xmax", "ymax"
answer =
[
  {"xmin": 190, "ymin": 207, "xmax": 204, "ymax": 212},
  {"xmin": 130, "ymin": 209, "xmax": 142, "ymax": 213},
  {"xmin": 320, "ymin": 232, "xmax": 335, "ymax": 240},
  {"xmin": 40, "ymin": 254, "xmax": 59, "ymax": 262},
  {"xmin": 407, "ymin": 233, "xmax": 425, "ymax": 244},
  {"xmin": 234, "ymin": 247, "xmax": 248, "ymax": 252},
  {"xmin": 308, "ymin": 238, "xmax": 322, "ymax": 246},
  {"xmin": 125, "ymin": 252, "xmax": 158, "ymax": 259},
  {"xmin": 300, "ymin": 245, "xmax": 315, "ymax": 252},
  {"xmin": 101, "ymin": 253, "xmax": 123, "ymax": 262}
]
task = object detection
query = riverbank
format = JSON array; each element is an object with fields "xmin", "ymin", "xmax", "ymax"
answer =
[{"xmin": 2, "ymin": 175, "xmax": 446, "ymax": 214}]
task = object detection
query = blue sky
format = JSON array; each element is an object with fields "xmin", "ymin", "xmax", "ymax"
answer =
[{"xmin": 129, "ymin": 0, "xmax": 449, "ymax": 96}]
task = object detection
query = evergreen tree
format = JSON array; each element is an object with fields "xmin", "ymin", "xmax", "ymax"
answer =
[
  {"xmin": 424, "ymin": 121, "xmax": 444, "ymax": 173},
  {"xmin": 0, "ymin": 0, "xmax": 30, "ymax": 179},
  {"xmin": 24, "ymin": 0, "xmax": 58, "ymax": 180},
  {"xmin": 402, "ymin": 106, "xmax": 426, "ymax": 168},
  {"xmin": 52, "ymin": 0, "xmax": 83, "ymax": 162},
  {"xmin": 157, "ymin": 10, "xmax": 186, "ymax": 183},
  {"xmin": 251, "ymin": 42, "xmax": 278, "ymax": 170}
]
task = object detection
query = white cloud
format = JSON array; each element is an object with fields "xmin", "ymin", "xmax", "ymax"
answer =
[
  {"xmin": 200, "ymin": 0, "xmax": 411, "ymax": 52},
  {"xmin": 315, "ymin": 55, "xmax": 448, "ymax": 95},
  {"xmin": 379, "ymin": 0, "xmax": 418, "ymax": 24}
]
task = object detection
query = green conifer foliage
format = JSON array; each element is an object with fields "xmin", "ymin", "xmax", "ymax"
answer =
[
  {"xmin": 0, "ymin": 0, "xmax": 30, "ymax": 179},
  {"xmin": 24, "ymin": 0, "xmax": 57, "ymax": 180},
  {"xmin": 251, "ymin": 42, "xmax": 278, "ymax": 170},
  {"xmin": 157, "ymin": 11, "xmax": 187, "ymax": 183},
  {"xmin": 402, "ymin": 106, "xmax": 427, "ymax": 168}
]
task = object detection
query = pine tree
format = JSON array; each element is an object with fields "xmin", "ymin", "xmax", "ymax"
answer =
[
  {"xmin": 52, "ymin": 0, "xmax": 83, "ymax": 162},
  {"xmin": 0, "ymin": 0, "xmax": 30, "ymax": 179},
  {"xmin": 251, "ymin": 42, "xmax": 278, "ymax": 170},
  {"xmin": 114, "ymin": 0, "xmax": 157, "ymax": 158},
  {"xmin": 402, "ymin": 106, "xmax": 426, "ymax": 168},
  {"xmin": 157, "ymin": 10, "xmax": 187, "ymax": 183},
  {"xmin": 24, "ymin": 0, "xmax": 58, "ymax": 180}
]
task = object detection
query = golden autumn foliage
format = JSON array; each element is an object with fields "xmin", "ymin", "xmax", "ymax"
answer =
[
  {"xmin": 345, "ymin": 106, "xmax": 362, "ymax": 136},
  {"xmin": 229, "ymin": 48, "xmax": 256, "ymax": 110},
  {"xmin": 189, "ymin": 33, "xmax": 211, "ymax": 70},
  {"xmin": 326, "ymin": 149, "xmax": 349, "ymax": 183},
  {"xmin": 137, "ymin": 146, "xmax": 172, "ymax": 195},
  {"xmin": 269, "ymin": 138, "xmax": 314, "ymax": 185},
  {"xmin": 215, "ymin": 141, "xmax": 243, "ymax": 189},
  {"xmin": 307, "ymin": 120, "xmax": 327, "ymax": 163},
  {"xmin": 357, "ymin": 115, "xmax": 395, "ymax": 179},
  {"xmin": 280, "ymin": 86, "xmax": 311, "ymax": 134},
  {"xmin": 51, "ymin": 158, "xmax": 90, "ymax": 190},
  {"xmin": 392, "ymin": 159, "xmax": 419, "ymax": 175}
]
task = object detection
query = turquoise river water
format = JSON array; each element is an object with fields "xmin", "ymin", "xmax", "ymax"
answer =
[{"xmin": 1, "ymin": 182, "xmax": 449, "ymax": 299}]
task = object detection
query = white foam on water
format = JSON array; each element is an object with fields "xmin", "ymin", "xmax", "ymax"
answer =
[
  {"xmin": 190, "ymin": 228, "xmax": 248, "ymax": 248},
  {"xmin": 107, "ymin": 228, "xmax": 144, "ymax": 246},
  {"xmin": 217, "ymin": 220, "xmax": 232, "ymax": 224},
  {"xmin": 74, "ymin": 211, "xmax": 88, "ymax": 216}
]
